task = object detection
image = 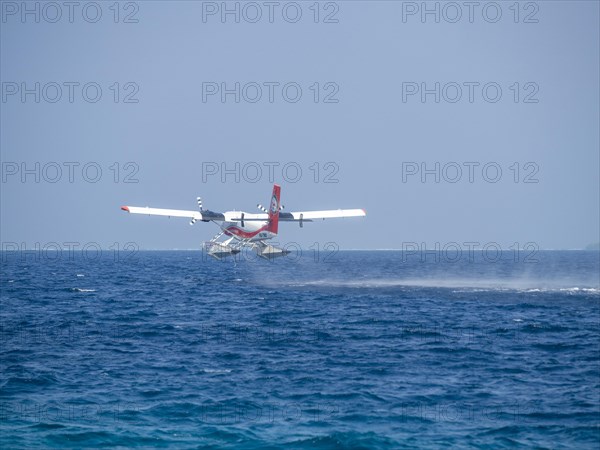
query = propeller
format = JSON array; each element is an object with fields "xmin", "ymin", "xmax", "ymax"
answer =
[
  {"xmin": 258, "ymin": 203, "xmax": 284, "ymax": 212},
  {"xmin": 190, "ymin": 196, "xmax": 203, "ymax": 225},
  {"xmin": 241, "ymin": 212, "xmax": 245, "ymax": 228},
  {"xmin": 299, "ymin": 213, "xmax": 303, "ymax": 228}
]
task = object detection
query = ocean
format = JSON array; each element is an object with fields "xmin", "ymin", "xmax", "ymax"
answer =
[{"xmin": 1, "ymin": 250, "xmax": 599, "ymax": 448}]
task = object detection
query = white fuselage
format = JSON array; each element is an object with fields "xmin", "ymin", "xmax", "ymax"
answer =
[{"xmin": 219, "ymin": 211, "xmax": 274, "ymax": 241}]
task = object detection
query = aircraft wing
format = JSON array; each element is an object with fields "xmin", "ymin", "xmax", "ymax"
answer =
[
  {"xmin": 121, "ymin": 205, "xmax": 364, "ymax": 222},
  {"xmin": 228, "ymin": 209, "xmax": 366, "ymax": 222},
  {"xmin": 280, "ymin": 209, "xmax": 366, "ymax": 221},
  {"xmin": 120, "ymin": 206, "xmax": 225, "ymax": 221}
]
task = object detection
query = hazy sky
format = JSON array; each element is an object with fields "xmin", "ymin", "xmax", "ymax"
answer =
[{"xmin": 1, "ymin": 1, "xmax": 598, "ymax": 250}]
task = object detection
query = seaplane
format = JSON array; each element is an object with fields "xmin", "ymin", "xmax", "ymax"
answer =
[{"xmin": 120, "ymin": 184, "xmax": 366, "ymax": 259}]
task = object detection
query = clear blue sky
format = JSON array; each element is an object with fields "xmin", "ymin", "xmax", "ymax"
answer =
[{"xmin": 1, "ymin": 1, "xmax": 598, "ymax": 250}]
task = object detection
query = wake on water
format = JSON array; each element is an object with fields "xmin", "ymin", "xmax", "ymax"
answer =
[
  {"xmin": 276, "ymin": 278, "xmax": 600, "ymax": 293},
  {"xmin": 256, "ymin": 250, "xmax": 600, "ymax": 295}
]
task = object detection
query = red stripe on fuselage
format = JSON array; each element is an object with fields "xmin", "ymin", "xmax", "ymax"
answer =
[{"xmin": 223, "ymin": 225, "xmax": 268, "ymax": 239}]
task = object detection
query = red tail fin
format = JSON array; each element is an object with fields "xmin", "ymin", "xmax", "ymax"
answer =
[{"xmin": 266, "ymin": 184, "xmax": 281, "ymax": 234}]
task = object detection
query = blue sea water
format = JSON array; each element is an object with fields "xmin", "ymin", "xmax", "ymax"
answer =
[{"xmin": 1, "ymin": 250, "xmax": 599, "ymax": 449}]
